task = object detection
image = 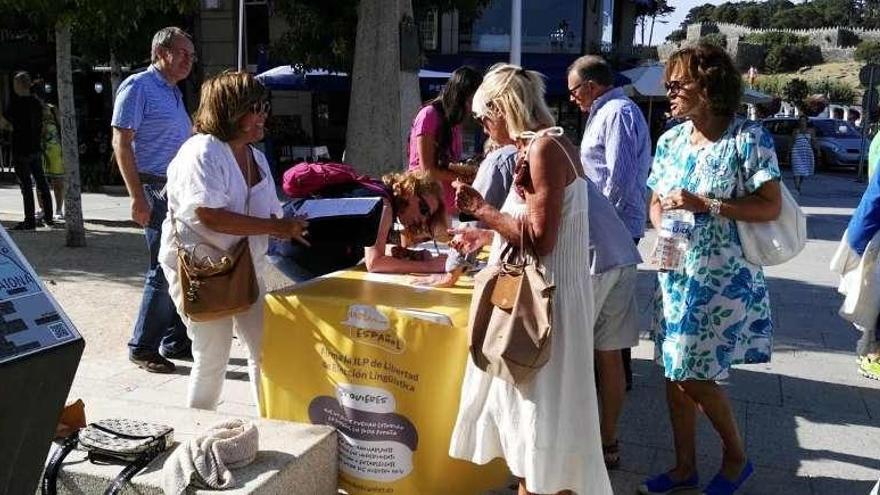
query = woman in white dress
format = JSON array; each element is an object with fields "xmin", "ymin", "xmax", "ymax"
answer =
[{"xmin": 449, "ymin": 63, "xmax": 612, "ymax": 495}]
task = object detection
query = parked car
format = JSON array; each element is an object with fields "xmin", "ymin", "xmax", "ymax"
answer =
[{"xmin": 763, "ymin": 117, "xmax": 869, "ymax": 170}]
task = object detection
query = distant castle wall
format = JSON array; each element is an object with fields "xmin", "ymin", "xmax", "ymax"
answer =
[{"xmin": 661, "ymin": 22, "xmax": 876, "ymax": 68}]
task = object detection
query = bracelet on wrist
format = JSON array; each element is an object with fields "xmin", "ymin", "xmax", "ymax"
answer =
[{"xmin": 708, "ymin": 198, "xmax": 722, "ymax": 216}]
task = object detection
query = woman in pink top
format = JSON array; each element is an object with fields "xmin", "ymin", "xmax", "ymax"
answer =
[{"xmin": 408, "ymin": 66, "xmax": 482, "ymax": 213}]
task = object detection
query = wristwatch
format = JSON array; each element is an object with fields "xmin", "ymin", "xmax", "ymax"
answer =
[{"xmin": 708, "ymin": 198, "xmax": 722, "ymax": 216}]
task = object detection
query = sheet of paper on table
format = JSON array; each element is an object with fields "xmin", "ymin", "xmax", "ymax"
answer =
[
  {"xmin": 397, "ymin": 308, "xmax": 453, "ymax": 326},
  {"xmin": 296, "ymin": 197, "xmax": 382, "ymax": 219}
]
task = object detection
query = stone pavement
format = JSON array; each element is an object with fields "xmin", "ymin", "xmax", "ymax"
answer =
[{"xmin": 2, "ymin": 172, "xmax": 879, "ymax": 494}]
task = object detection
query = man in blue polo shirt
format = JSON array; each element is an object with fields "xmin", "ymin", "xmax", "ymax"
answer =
[{"xmin": 111, "ymin": 26, "xmax": 194, "ymax": 373}]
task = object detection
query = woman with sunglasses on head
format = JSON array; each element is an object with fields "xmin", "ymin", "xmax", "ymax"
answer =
[
  {"xmin": 639, "ymin": 43, "xmax": 781, "ymax": 495},
  {"xmin": 449, "ymin": 64, "xmax": 612, "ymax": 495},
  {"xmin": 158, "ymin": 71, "xmax": 308, "ymax": 412},
  {"xmin": 267, "ymin": 169, "xmax": 450, "ymax": 281},
  {"xmin": 408, "ymin": 66, "xmax": 483, "ymax": 213}
]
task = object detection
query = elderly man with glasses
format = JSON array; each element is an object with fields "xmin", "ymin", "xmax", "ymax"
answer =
[
  {"xmin": 567, "ymin": 54, "xmax": 652, "ymax": 468},
  {"xmin": 111, "ymin": 26, "xmax": 196, "ymax": 374}
]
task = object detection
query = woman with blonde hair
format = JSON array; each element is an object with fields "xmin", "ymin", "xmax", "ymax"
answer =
[
  {"xmin": 448, "ymin": 64, "xmax": 612, "ymax": 495},
  {"xmin": 158, "ymin": 71, "xmax": 308, "ymax": 411}
]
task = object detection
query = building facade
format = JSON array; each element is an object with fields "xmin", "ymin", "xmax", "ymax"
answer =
[{"xmin": 195, "ymin": 0, "xmax": 643, "ymax": 164}]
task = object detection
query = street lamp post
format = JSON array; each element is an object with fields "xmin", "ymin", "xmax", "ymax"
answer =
[{"xmin": 510, "ymin": 0, "xmax": 522, "ymax": 65}]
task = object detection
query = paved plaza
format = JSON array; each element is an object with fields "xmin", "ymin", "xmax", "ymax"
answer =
[{"xmin": 1, "ymin": 171, "xmax": 878, "ymax": 494}]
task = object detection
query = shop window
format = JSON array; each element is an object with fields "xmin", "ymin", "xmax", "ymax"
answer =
[
  {"xmin": 522, "ymin": 0, "xmax": 583, "ymax": 53},
  {"xmin": 246, "ymin": 1, "xmax": 269, "ymax": 68},
  {"xmin": 459, "ymin": 0, "xmax": 511, "ymax": 53},
  {"xmin": 417, "ymin": 8, "xmax": 439, "ymax": 51}
]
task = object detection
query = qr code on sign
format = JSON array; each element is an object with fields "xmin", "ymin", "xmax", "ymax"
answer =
[{"xmin": 48, "ymin": 322, "xmax": 71, "ymax": 340}]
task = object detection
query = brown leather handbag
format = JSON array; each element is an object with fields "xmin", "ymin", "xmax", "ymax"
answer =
[
  {"xmin": 467, "ymin": 233, "xmax": 554, "ymax": 385},
  {"xmin": 170, "ymin": 154, "xmax": 259, "ymax": 322}
]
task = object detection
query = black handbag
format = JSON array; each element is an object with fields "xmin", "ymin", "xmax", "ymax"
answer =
[{"xmin": 42, "ymin": 418, "xmax": 174, "ymax": 495}]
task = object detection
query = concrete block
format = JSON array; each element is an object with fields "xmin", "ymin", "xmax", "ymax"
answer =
[{"xmin": 51, "ymin": 398, "xmax": 337, "ymax": 494}]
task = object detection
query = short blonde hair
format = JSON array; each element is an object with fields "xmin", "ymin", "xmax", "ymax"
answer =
[
  {"xmin": 471, "ymin": 63, "xmax": 554, "ymax": 139},
  {"xmin": 193, "ymin": 71, "xmax": 267, "ymax": 142}
]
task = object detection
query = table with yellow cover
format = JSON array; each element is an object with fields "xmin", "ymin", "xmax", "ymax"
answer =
[{"xmin": 261, "ymin": 268, "xmax": 509, "ymax": 495}]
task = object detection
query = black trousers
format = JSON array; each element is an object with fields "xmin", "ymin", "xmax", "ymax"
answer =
[{"xmin": 13, "ymin": 152, "xmax": 52, "ymax": 224}]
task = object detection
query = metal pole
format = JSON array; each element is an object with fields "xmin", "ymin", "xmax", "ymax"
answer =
[
  {"xmin": 858, "ymin": 66, "xmax": 875, "ymax": 182},
  {"xmin": 237, "ymin": 0, "xmax": 246, "ymax": 71},
  {"xmin": 510, "ymin": 0, "xmax": 522, "ymax": 66}
]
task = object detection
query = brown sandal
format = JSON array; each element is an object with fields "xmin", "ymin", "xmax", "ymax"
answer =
[{"xmin": 603, "ymin": 441, "xmax": 621, "ymax": 469}]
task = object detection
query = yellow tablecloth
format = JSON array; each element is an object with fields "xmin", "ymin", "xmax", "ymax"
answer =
[{"xmin": 261, "ymin": 267, "xmax": 508, "ymax": 495}]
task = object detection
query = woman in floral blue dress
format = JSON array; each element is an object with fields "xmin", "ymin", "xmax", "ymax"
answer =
[{"xmin": 639, "ymin": 44, "xmax": 782, "ymax": 495}]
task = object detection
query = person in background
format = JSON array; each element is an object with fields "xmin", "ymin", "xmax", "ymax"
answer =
[
  {"xmin": 640, "ymin": 43, "xmax": 781, "ymax": 495},
  {"xmin": 424, "ymin": 113, "xmax": 517, "ymax": 288},
  {"xmin": 868, "ymin": 125, "xmax": 880, "ymax": 179},
  {"xmin": 408, "ymin": 66, "xmax": 483, "ymax": 213},
  {"xmin": 111, "ymin": 26, "xmax": 195, "ymax": 373},
  {"xmin": 449, "ymin": 63, "xmax": 612, "ymax": 495},
  {"xmin": 268, "ymin": 170, "xmax": 449, "ymax": 281},
  {"xmin": 41, "ymin": 102, "xmax": 65, "ymax": 220},
  {"xmin": 790, "ymin": 114, "xmax": 818, "ymax": 194},
  {"xmin": 1, "ymin": 71, "xmax": 53, "ymax": 230},
  {"xmin": 568, "ymin": 55, "xmax": 652, "ymax": 391},
  {"xmin": 158, "ymin": 71, "xmax": 308, "ymax": 411},
  {"xmin": 835, "ymin": 147, "xmax": 880, "ymax": 380}
]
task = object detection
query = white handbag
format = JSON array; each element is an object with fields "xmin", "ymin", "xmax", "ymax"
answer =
[{"xmin": 734, "ymin": 123, "xmax": 807, "ymax": 266}]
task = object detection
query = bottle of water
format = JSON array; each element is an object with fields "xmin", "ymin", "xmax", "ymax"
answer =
[{"xmin": 651, "ymin": 209, "xmax": 695, "ymax": 273}]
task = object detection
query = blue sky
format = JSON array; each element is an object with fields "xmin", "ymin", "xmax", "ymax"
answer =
[{"xmin": 650, "ymin": 0, "xmax": 727, "ymax": 45}]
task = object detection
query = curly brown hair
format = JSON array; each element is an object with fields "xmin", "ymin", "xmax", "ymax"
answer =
[
  {"xmin": 665, "ymin": 43, "xmax": 742, "ymax": 117},
  {"xmin": 193, "ymin": 71, "xmax": 267, "ymax": 142}
]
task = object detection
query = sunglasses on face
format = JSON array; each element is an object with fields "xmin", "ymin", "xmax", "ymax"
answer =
[
  {"xmin": 251, "ymin": 100, "xmax": 271, "ymax": 115},
  {"xmin": 417, "ymin": 194, "xmax": 432, "ymax": 217},
  {"xmin": 664, "ymin": 79, "xmax": 692, "ymax": 94}
]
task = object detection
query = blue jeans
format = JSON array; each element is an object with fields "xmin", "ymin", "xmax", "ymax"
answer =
[{"xmin": 128, "ymin": 183, "xmax": 190, "ymax": 357}]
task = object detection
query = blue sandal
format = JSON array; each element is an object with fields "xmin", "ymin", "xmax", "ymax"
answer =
[
  {"xmin": 702, "ymin": 461, "xmax": 754, "ymax": 495},
  {"xmin": 638, "ymin": 472, "xmax": 700, "ymax": 494}
]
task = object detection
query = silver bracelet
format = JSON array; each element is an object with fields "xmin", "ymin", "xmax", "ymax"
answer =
[{"xmin": 708, "ymin": 198, "xmax": 722, "ymax": 216}]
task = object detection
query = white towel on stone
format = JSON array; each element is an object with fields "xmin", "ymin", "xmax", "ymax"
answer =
[{"xmin": 163, "ymin": 419, "xmax": 258, "ymax": 495}]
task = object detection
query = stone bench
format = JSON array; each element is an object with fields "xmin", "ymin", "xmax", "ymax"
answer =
[{"xmin": 49, "ymin": 398, "xmax": 337, "ymax": 494}]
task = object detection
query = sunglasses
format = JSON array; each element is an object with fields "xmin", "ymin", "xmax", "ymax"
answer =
[
  {"xmin": 251, "ymin": 100, "xmax": 271, "ymax": 115},
  {"xmin": 664, "ymin": 80, "xmax": 692, "ymax": 94},
  {"xmin": 417, "ymin": 194, "xmax": 432, "ymax": 217}
]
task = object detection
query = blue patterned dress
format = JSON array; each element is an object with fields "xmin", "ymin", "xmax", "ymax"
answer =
[{"xmin": 647, "ymin": 119, "xmax": 779, "ymax": 381}]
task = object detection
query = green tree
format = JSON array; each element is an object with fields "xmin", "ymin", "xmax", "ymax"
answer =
[
  {"xmin": 682, "ymin": 3, "xmax": 717, "ymax": 26},
  {"xmin": 0, "ymin": 0, "xmax": 197, "ymax": 247},
  {"xmin": 272, "ymin": 0, "xmax": 491, "ymax": 72},
  {"xmin": 855, "ymin": 40, "xmax": 880, "ymax": 64},
  {"xmin": 635, "ymin": 0, "xmax": 675, "ymax": 46},
  {"xmin": 784, "ymin": 78, "xmax": 810, "ymax": 111}
]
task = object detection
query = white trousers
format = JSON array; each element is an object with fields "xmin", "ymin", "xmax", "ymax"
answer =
[{"xmin": 186, "ymin": 300, "xmax": 263, "ymax": 412}]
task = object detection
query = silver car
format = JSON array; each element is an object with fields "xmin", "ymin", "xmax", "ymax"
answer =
[{"xmin": 763, "ymin": 117, "xmax": 868, "ymax": 170}]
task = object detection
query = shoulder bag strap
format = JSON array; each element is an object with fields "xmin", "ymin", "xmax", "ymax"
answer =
[
  {"xmin": 102, "ymin": 450, "xmax": 160, "ymax": 495},
  {"xmin": 41, "ymin": 432, "xmax": 80, "ymax": 495}
]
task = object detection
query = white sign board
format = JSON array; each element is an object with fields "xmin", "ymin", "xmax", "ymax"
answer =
[{"xmin": 0, "ymin": 226, "xmax": 81, "ymax": 363}]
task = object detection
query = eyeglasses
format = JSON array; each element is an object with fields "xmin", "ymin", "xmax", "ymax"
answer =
[
  {"xmin": 664, "ymin": 79, "xmax": 692, "ymax": 94},
  {"xmin": 251, "ymin": 100, "xmax": 271, "ymax": 115},
  {"xmin": 417, "ymin": 194, "xmax": 432, "ymax": 218},
  {"xmin": 171, "ymin": 47, "xmax": 197, "ymax": 63},
  {"xmin": 568, "ymin": 80, "xmax": 588, "ymax": 98}
]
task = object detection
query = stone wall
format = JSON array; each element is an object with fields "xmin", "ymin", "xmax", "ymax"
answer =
[{"xmin": 680, "ymin": 22, "xmax": 880, "ymax": 66}]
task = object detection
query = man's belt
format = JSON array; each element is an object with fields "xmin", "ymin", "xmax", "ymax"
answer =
[{"xmin": 138, "ymin": 173, "xmax": 167, "ymax": 185}]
